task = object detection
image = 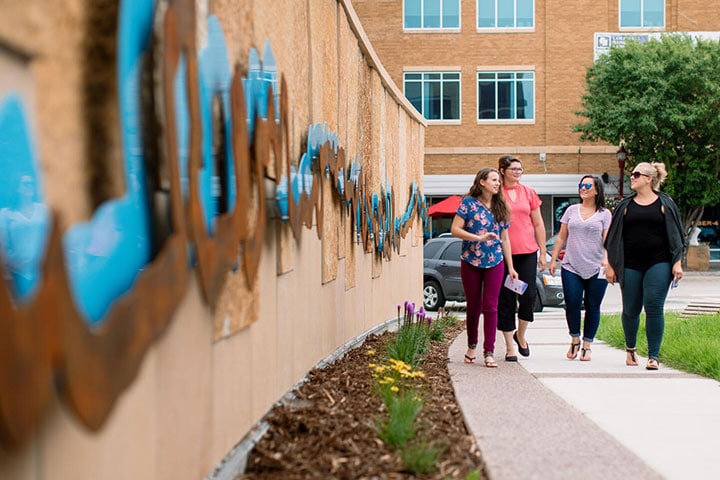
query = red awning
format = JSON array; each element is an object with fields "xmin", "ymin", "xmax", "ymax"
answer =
[{"xmin": 428, "ymin": 195, "xmax": 462, "ymax": 218}]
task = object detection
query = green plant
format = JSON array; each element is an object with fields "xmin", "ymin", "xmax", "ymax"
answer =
[
  {"xmin": 376, "ymin": 389, "xmax": 423, "ymax": 447},
  {"xmin": 429, "ymin": 314, "xmax": 459, "ymax": 341},
  {"xmin": 370, "ymin": 301, "xmax": 465, "ymax": 474},
  {"xmin": 401, "ymin": 438, "xmax": 446, "ymax": 474},
  {"xmin": 387, "ymin": 322, "xmax": 430, "ymax": 368}
]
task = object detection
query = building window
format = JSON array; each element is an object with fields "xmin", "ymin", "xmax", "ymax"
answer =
[
  {"xmin": 477, "ymin": 0, "xmax": 534, "ymax": 29},
  {"xmin": 404, "ymin": 72, "xmax": 461, "ymax": 121},
  {"xmin": 620, "ymin": 0, "xmax": 664, "ymax": 28},
  {"xmin": 404, "ymin": 0, "xmax": 460, "ymax": 30},
  {"xmin": 477, "ymin": 71, "xmax": 534, "ymax": 121}
]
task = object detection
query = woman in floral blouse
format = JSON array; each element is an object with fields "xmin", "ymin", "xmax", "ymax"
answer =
[{"xmin": 451, "ymin": 168, "xmax": 518, "ymax": 368}]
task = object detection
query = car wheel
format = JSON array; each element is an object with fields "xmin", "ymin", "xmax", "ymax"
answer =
[
  {"xmin": 423, "ymin": 280, "xmax": 445, "ymax": 311},
  {"xmin": 533, "ymin": 292, "xmax": 543, "ymax": 312}
]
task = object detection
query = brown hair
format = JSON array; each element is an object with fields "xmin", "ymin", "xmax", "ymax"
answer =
[
  {"xmin": 498, "ymin": 155, "xmax": 522, "ymax": 181},
  {"xmin": 466, "ymin": 167, "xmax": 511, "ymax": 223}
]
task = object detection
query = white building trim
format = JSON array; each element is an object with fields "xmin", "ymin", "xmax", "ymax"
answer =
[{"xmin": 424, "ymin": 174, "xmax": 621, "ymax": 196}]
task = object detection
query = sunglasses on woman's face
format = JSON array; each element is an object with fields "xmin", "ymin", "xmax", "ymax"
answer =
[
  {"xmin": 578, "ymin": 183, "xmax": 593, "ymax": 190},
  {"xmin": 630, "ymin": 171, "xmax": 650, "ymax": 179}
]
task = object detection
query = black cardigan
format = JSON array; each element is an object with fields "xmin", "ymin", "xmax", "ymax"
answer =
[{"xmin": 604, "ymin": 191, "xmax": 686, "ymax": 287}]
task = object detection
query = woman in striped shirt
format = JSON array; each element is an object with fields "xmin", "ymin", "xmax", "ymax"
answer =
[{"xmin": 549, "ymin": 175, "xmax": 611, "ymax": 361}]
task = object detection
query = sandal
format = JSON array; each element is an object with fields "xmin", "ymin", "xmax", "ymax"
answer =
[
  {"xmin": 483, "ymin": 352, "xmax": 498, "ymax": 368},
  {"xmin": 567, "ymin": 340, "xmax": 581, "ymax": 360},
  {"xmin": 646, "ymin": 358, "xmax": 659, "ymax": 370},
  {"xmin": 464, "ymin": 354, "xmax": 476, "ymax": 364},
  {"xmin": 580, "ymin": 347, "xmax": 592, "ymax": 362},
  {"xmin": 626, "ymin": 348, "xmax": 638, "ymax": 366}
]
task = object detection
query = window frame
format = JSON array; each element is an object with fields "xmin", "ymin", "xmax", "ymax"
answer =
[
  {"xmin": 476, "ymin": 0, "xmax": 535, "ymax": 31},
  {"xmin": 403, "ymin": 0, "xmax": 462, "ymax": 32},
  {"xmin": 619, "ymin": 0, "xmax": 665, "ymax": 30},
  {"xmin": 476, "ymin": 69, "xmax": 535, "ymax": 124},
  {"xmin": 403, "ymin": 70, "xmax": 462, "ymax": 123}
]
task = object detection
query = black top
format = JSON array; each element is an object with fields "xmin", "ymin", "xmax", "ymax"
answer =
[{"xmin": 623, "ymin": 197, "xmax": 671, "ymax": 270}]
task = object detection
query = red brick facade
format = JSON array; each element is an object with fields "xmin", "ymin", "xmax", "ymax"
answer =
[{"xmin": 353, "ymin": 0, "xmax": 720, "ymax": 177}]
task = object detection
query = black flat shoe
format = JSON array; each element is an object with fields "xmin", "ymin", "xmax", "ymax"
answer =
[
  {"xmin": 513, "ymin": 332, "xmax": 530, "ymax": 357},
  {"xmin": 505, "ymin": 355, "xmax": 518, "ymax": 362}
]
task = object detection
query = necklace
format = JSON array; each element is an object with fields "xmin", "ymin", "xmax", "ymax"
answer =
[{"xmin": 479, "ymin": 197, "xmax": 492, "ymax": 210}]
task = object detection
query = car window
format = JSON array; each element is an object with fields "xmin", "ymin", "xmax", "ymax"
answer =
[
  {"xmin": 423, "ymin": 241, "xmax": 443, "ymax": 259},
  {"xmin": 440, "ymin": 241, "xmax": 462, "ymax": 261}
]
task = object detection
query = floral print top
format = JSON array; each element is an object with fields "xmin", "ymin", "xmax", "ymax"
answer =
[{"xmin": 455, "ymin": 196, "xmax": 509, "ymax": 268}]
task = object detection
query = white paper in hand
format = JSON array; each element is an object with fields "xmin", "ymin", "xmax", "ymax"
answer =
[{"xmin": 503, "ymin": 275, "xmax": 528, "ymax": 295}]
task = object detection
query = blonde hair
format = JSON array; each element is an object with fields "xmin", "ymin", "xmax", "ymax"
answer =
[{"xmin": 635, "ymin": 161, "xmax": 668, "ymax": 189}]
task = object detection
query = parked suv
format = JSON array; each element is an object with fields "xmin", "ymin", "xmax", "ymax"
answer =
[{"xmin": 423, "ymin": 237, "xmax": 564, "ymax": 311}]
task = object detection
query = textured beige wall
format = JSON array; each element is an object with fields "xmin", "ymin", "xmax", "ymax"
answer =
[{"xmin": 0, "ymin": 0, "xmax": 425, "ymax": 479}]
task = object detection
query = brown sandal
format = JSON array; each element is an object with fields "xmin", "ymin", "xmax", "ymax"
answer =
[
  {"xmin": 580, "ymin": 347, "xmax": 592, "ymax": 362},
  {"xmin": 483, "ymin": 352, "xmax": 498, "ymax": 368},
  {"xmin": 567, "ymin": 340, "xmax": 580, "ymax": 360},
  {"xmin": 646, "ymin": 358, "xmax": 659, "ymax": 370},
  {"xmin": 626, "ymin": 348, "xmax": 638, "ymax": 366}
]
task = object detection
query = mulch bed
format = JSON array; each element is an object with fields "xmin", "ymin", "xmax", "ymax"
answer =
[{"xmin": 239, "ymin": 321, "xmax": 485, "ymax": 479}]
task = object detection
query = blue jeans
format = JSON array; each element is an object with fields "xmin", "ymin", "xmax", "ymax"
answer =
[
  {"xmin": 621, "ymin": 262, "xmax": 673, "ymax": 359},
  {"xmin": 561, "ymin": 268, "xmax": 608, "ymax": 342}
]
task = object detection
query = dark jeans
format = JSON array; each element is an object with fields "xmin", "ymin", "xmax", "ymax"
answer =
[
  {"xmin": 561, "ymin": 268, "xmax": 608, "ymax": 342},
  {"xmin": 460, "ymin": 260, "xmax": 504, "ymax": 353},
  {"xmin": 621, "ymin": 262, "xmax": 673, "ymax": 359},
  {"xmin": 498, "ymin": 252, "xmax": 538, "ymax": 331}
]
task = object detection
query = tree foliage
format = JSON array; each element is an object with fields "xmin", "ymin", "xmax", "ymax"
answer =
[{"xmin": 575, "ymin": 34, "xmax": 720, "ymax": 234}]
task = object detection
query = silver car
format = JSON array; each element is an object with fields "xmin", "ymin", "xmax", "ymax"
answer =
[{"xmin": 422, "ymin": 237, "xmax": 564, "ymax": 311}]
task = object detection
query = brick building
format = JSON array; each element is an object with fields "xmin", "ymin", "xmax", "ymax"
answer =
[{"xmin": 353, "ymin": 0, "xmax": 720, "ymax": 236}]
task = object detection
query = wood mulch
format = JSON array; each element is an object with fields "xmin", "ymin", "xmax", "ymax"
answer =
[{"xmin": 239, "ymin": 321, "xmax": 486, "ymax": 479}]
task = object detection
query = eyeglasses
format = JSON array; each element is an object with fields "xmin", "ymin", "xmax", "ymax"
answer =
[
  {"xmin": 507, "ymin": 168, "xmax": 523, "ymax": 173},
  {"xmin": 630, "ymin": 171, "xmax": 650, "ymax": 179},
  {"xmin": 578, "ymin": 183, "xmax": 593, "ymax": 190}
]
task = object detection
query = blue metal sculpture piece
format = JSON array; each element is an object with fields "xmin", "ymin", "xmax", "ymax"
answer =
[
  {"xmin": 61, "ymin": 0, "xmax": 155, "ymax": 323},
  {"xmin": 0, "ymin": 96, "xmax": 50, "ymax": 301}
]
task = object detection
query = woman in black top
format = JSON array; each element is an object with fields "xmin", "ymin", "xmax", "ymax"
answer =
[{"xmin": 604, "ymin": 162, "xmax": 685, "ymax": 370}]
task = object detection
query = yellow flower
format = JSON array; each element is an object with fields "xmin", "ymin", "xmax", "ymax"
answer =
[
  {"xmin": 367, "ymin": 349, "xmax": 376, "ymax": 355},
  {"xmin": 390, "ymin": 386, "xmax": 399, "ymax": 393},
  {"xmin": 389, "ymin": 358, "xmax": 410, "ymax": 370}
]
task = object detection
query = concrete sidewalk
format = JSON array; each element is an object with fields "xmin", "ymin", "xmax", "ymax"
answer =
[{"xmin": 447, "ymin": 273, "xmax": 720, "ymax": 480}]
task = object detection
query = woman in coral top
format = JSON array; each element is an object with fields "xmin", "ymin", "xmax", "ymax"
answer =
[{"xmin": 497, "ymin": 156, "xmax": 547, "ymax": 360}]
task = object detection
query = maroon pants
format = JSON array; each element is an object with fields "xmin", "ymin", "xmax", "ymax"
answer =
[{"xmin": 460, "ymin": 260, "xmax": 504, "ymax": 353}]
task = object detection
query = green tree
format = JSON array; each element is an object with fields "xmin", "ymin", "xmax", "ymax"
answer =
[{"xmin": 575, "ymin": 34, "xmax": 720, "ymax": 237}]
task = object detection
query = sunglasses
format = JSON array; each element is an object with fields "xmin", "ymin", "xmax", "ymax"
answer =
[
  {"xmin": 630, "ymin": 171, "xmax": 650, "ymax": 179},
  {"xmin": 578, "ymin": 183, "xmax": 593, "ymax": 190}
]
